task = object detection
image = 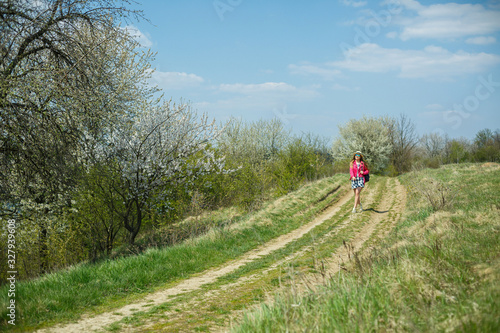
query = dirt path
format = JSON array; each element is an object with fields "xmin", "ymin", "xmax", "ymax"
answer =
[
  {"xmin": 302, "ymin": 177, "xmax": 406, "ymax": 287},
  {"xmin": 217, "ymin": 177, "xmax": 406, "ymax": 332},
  {"xmin": 141, "ymin": 177, "xmax": 406, "ymax": 332},
  {"xmin": 38, "ymin": 178, "xmax": 407, "ymax": 333},
  {"xmin": 38, "ymin": 186, "xmax": 353, "ymax": 333}
]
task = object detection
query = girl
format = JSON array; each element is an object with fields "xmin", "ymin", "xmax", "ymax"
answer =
[{"xmin": 349, "ymin": 151, "xmax": 369, "ymax": 213}]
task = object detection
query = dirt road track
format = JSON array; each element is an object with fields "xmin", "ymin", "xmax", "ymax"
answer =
[{"xmin": 38, "ymin": 177, "xmax": 406, "ymax": 333}]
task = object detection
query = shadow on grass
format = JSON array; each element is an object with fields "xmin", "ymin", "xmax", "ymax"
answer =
[{"xmin": 363, "ymin": 208, "xmax": 389, "ymax": 214}]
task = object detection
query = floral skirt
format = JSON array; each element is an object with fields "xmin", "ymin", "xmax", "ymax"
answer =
[{"xmin": 351, "ymin": 177, "xmax": 365, "ymax": 189}]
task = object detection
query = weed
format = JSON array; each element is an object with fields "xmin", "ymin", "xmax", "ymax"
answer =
[{"xmin": 405, "ymin": 172, "xmax": 458, "ymax": 211}]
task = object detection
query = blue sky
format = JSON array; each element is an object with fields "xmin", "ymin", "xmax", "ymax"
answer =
[{"xmin": 127, "ymin": 0, "xmax": 500, "ymax": 141}]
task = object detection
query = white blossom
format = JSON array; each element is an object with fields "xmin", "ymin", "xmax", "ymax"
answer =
[{"xmin": 331, "ymin": 115, "xmax": 393, "ymax": 171}]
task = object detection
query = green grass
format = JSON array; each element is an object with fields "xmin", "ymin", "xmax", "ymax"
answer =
[
  {"xmin": 0, "ymin": 175, "xmax": 345, "ymax": 332},
  {"xmin": 232, "ymin": 163, "xmax": 500, "ymax": 332},
  {"xmin": 103, "ymin": 175, "xmax": 389, "ymax": 332}
]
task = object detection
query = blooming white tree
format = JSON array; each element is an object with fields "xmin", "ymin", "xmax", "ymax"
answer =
[
  {"xmin": 331, "ymin": 115, "xmax": 394, "ymax": 172},
  {"xmin": 217, "ymin": 117, "xmax": 290, "ymax": 164},
  {"xmin": 0, "ymin": 0, "xmax": 152, "ymax": 273},
  {"xmin": 89, "ymin": 99, "xmax": 226, "ymax": 244}
]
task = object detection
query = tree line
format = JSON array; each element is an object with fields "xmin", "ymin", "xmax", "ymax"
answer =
[
  {"xmin": 1, "ymin": 0, "xmax": 499, "ymax": 283},
  {"xmin": 331, "ymin": 115, "xmax": 499, "ymax": 175}
]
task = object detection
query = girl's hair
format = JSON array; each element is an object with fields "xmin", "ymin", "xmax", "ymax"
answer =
[{"xmin": 350, "ymin": 153, "xmax": 369, "ymax": 170}]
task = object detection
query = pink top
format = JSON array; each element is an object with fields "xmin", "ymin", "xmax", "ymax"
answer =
[{"xmin": 349, "ymin": 161, "xmax": 369, "ymax": 180}]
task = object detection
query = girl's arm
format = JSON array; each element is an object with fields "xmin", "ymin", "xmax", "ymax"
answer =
[{"xmin": 349, "ymin": 166, "xmax": 356, "ymax": 179}]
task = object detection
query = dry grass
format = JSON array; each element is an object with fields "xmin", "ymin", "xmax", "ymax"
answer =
[{"xmin": 231, "ymin": 164, "xmax": 500, "ymax": 332}]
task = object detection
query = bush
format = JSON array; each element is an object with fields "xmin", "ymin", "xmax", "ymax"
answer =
[{"xmin": 424, "ymin": 156, "xmax": 441, "ymax": 169}]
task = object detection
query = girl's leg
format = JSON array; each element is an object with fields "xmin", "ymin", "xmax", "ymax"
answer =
[
  {"xmin": 353, "ymin": 189, "xmax": 357, "ymax": 209},
  {"xmin": 356, "ymin": 188, "xmax": 363, "ymax": 209},
  {"xmin": 355, "ymin": 188, "xmax": 362, "ymax": 207}
]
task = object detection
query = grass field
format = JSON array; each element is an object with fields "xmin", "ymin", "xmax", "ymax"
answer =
[
  {"xmin": 0, "ymin": 175, "xmax": 345, "ymax": 331},
  {"xmin": 232, "ymin": 163, "xmax": 500, "ymax": 332},
  {"xmin": 1, "ymin": 164, "xmax": 499, "ymax": 332}
]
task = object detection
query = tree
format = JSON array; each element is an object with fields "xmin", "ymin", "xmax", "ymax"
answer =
[
  {"xmin": 473, "ymin": 128, "xmax": 500, "ymax": 162},
  {"xmin": 299, "ymin": 132, "xmax": 334, "ymax": 178},
  {"xmin": 1, "ymin": 0, "xmax": 153, "ymax": 273},
  {"xmin": 331, "ymin": 115, "xmax": 393, "ymax": 173},
  {"xmin": 388, "ymin": 114, "xmax": 419, "ymax": 174},
  {"xmin": 420, "ymin": 132, "xmax": 445, "ymax": 159},
  {"xmin": 218, "ymin": 117, "xmax": 290, "ymax": 165},
  {"xmin": 445, "ymin": 138, "xmax": 471, "ymax": 164},
  {"xmin": 474, "ymin": 129, "xmax": 494, "ymax": 148},
  {"xmin": 0, "ymin": 0, "xmax": 145, "ymax": 207},
  {"xmin": 89, "ymin": 100, "xmax": 225, "ymax": 245},
  {"xmin": 71, "ymin": 163, "xmax": 125, "ymax": 261},
  {"xmin": 274, "ymin": 137, "xmax": 317, "ymax": 195}
]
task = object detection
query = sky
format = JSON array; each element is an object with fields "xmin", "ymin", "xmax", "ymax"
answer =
[{"xmin": 126, "ymin": 0, "xmax": 500, "ymax": 142}]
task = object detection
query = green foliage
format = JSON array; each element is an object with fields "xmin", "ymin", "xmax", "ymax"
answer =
[
  {"xmin": 446, "ymin": 140, "xmax": 470, "ymax": 164},
  {"xmin": 273, "ymin": 138, "xmax": 317, "ymax": 196},
  {"xmin": 0, "ymin": 208, "xmax": 88, "ymax": 282},
  {"xmin": 69, "ymin": 163, "xmax": 127, "ymax": 261},
  {"xmin": 382, "ymin": 163, "xmax": 399, "ymax": 177},
  {"xmin": 211, "ymin": 118, "xmax": 334, "ymax": 211},
  {"xmin": 423, "ymin": 156, "xmax": 441, "ymax": 169}
]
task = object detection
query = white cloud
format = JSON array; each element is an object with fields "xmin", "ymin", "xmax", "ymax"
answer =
[
  {"xmin": 340, "ymin": 0, "xmax": 367, "ymax": 8},
  {"xmin": 260, "ymin": 69, "xmax": 275, "ymax": 74},
  {"xmin": 288, "ymin": 63, "xmax": 342, "ymax": 80},
  {"xmin": 466, "ymin": 36, "xmax": 497, "ymax": 45},
  {"xmin": 123, "ymin": 25, "xmax": 153, "ymax": 47},
  {"xmin": 151, "ymin": 71, "xmax": 204, "ymax": 90},
  {"xmin": 394, "ymin": 1, "xmax": 500, "ymax": 40},
  {"xmin": 220, "ymin": 82, "xmax": 294, "ymax": 94},
  {"xmin": 393, "ymin": 0, "xmax": 424, "ymax": 12},
  {"xmin": 331, "ymin": 43, "xmax": 500, "ymax": 79},
  {"xmin": 219, "ymin": 82, "xmax": 318, "ymax": 99},
  {"xmin": 199, "ymin": 82, "xmax": 319, "ymax": 118},
  {"xmin": 386, "ymin": 31, "xmax": 398, "ymax": 39}
]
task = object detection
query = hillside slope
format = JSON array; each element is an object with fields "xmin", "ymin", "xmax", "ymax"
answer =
[
  {"xmin": 232, "ymin": 163, "xmax": 500, "ymax": 333},
  {"xmin": 5, "ymin": 164, "xmax": 497, "ymax": 332},
  {"xmin": 30, "ymin": 174, "xmax": 406, "ymax": 332}
]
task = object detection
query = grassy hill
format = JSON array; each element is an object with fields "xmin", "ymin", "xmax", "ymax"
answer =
[
  {"xmin": 1, "ymin": 164, "xmax": 499, "ymax": 332},
  {"xmin": 233, "ymin": 163, "xmax": 500, "ymax": 332},
  {"xmin": 0, "ymin": 175, "xmax": 345, "ymax": 331}
]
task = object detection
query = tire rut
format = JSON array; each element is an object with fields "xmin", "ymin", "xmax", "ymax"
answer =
[
  {"xmin": 300, "ymin": 177, "xmax": 405, "ymax": 289},
  {"xmin": 39, "ymin": 178, "xmax": 406, "ymax": 333},
  {"xmin": 142, "ymin": 177, "xmax": 405, "ymax": 332},
  {"xmin": 38, "ymin": 184, "xmax": 353, "ymax": 333},
  {"xmin": 210, "ymin": 178, "xmax": 398, "ymax": 332}
]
